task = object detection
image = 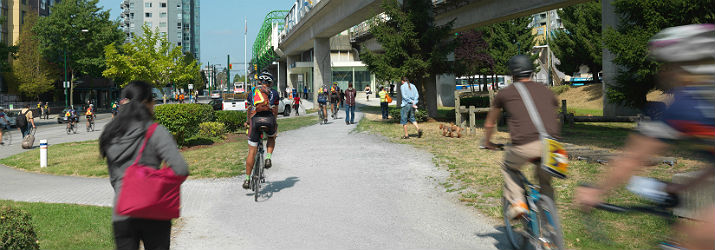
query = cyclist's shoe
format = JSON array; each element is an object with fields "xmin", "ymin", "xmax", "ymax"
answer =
[
  {"xmin": 418, "ymin": 129, "xmax": 424, "ymax": 138},
  {"xmin": 242, "ymin": 179, "xmax": 250, "ymax": 189},
  {"xmin": 265, "ymin": 159, "xmax": 272, "ymax": 169},
  {"xmin": 507, "ymin": 202, "xmax": 528, "ymax": 220}
]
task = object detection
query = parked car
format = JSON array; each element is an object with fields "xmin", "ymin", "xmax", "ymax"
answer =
[
  {"xmin": 277, "ymin": 98, "xmax": 292, "ymax": 116},
  {"xmin": 222, "ymin": 98, "xmax": 248, "ymax": 111},
  {"xmin": 2, "ymin": 109, "xmax": 19, "ymax": 127},
  {"xmin": 210, "ymin": 90, "xmax": 221, "ymax": 99},
  {"xmin": 208, "ymin": 98, "xmax": 223, "ymax": 111}
]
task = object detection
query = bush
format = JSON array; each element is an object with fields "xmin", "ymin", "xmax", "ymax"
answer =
[
  {"xmin": 388, "ymin": 107, "xmax": 428, "ymax": 123},
  {"xmin": 215, "ymin": 111, "xmax": 247, "ymax": 132},
  {"xmin": 198, "ymin": 122, "xmax": 226, "ymax": 139},
  {"xmin": 0, "ymin": 206, "xmax": 40, "ymax": 250},
  {"xmin": 154, "ymin": 104, "xmax": 215, "ymax": 145}
]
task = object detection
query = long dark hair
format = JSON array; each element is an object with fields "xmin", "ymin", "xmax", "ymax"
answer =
[{"xmin": 99, "ymin": 81, "xmax": 154, "ymax": 157}]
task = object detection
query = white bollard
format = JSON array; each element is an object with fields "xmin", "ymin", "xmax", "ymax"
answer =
[{"xmin": 40, "ymin": 139, "xmax": 48, "ymax": 168}]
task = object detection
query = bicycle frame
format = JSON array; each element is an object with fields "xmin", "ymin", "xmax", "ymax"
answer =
[{"xmin": 518, "ymin": 171, "xmax": 561, "ymax": 249}]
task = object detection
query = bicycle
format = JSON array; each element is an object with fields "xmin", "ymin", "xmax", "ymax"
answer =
[
  {"xmin": 250, "ymin": 126, "xmax": 269, "ymax": 202},
  {"xmin": 66, "ymin": 119, "xmax": 77, "ymax": 135},
  {"xmin": 86, "ymin": 116, "xmax": 95, "ymax": 132},
  {"xmin": 318, "ymin": 104, "xmax": 326, "ymax": 125},
  {"xmin": 482, "ymin": 144, "xmax": 565, "ymax": 250}
]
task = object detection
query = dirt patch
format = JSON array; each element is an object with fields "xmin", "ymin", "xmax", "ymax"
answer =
[
  {"xmin": 557, "ymin": 83, "xmax": 671, "ymax": 110},
  {"xmin": 179, "ymin": 133, "xmax": 247, "ymax": 152}
]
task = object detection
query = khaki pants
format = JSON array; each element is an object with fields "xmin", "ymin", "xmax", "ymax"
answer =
[{"xmin": 501, "ymin": 140, "xmax": 554, "ymax": 205}]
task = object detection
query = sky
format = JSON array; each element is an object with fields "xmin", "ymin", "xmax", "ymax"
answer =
[{"xmin": 96, "ymin": 0, "xmax": 291, "ymax": 78}]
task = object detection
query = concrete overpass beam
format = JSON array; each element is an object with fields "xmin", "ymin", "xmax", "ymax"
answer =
[{"xmin": 313, "ymin": 38, "xmax": 331, "ymax": 106}]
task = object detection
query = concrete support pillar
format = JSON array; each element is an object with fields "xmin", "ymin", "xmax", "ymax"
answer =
[
  {"xmin": 279, "ymin": 60, "xmax": 288, "ymax": 95},
  {"xmin": 287, "ymin": 56, "xmax": 295, "ymax": 90},
  {"xmin": 437, "ymin": 73, "xmax": 456, "ymax": 107},
  {"xmin": 313, "ymin": 38, "xmax": 331, "ymax": 106},
  {"xmin": 602, "ymin": 0, "xmax": 638, "ymax": 116}
]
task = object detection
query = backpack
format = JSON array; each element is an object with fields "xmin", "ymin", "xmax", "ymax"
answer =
[
  {"xmin": 252, "ymin": 86, "xmax": 273, "ymax": 113},
  {"xmin": 16, "ymin": 110, "xmax": 29, "ymax": 128},
  {"xmin": 318, "ymin": 93, "xmax": 328, "ymax": 103}
]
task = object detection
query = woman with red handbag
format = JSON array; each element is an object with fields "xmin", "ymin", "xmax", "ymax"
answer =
[{"xmin": 99, "ymin": 81, "xmax": 189, "ymax": 250}]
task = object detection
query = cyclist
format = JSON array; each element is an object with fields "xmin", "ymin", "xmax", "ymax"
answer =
[
  {"xmin": 111, "ymin": 101, "xmax": 119, "ymax": 118},
  {"xmin": 65, "ymin": 106, "xmax": 78, "ymax": 131},
  {"xmin": 243, "ymin": 72, "xmax": 280, "ymax": 189},
  {"xmin": 330, "ymin": 83, "xmax": 340, "ymax": 119},
  {"xmin": 85, "ymin": 104, "xmax": 96, "ymax": 130},
  {"xmin": 482, "ymin": 54, "xmax": 561, "ymax": 220},
  {"xmin": 317, "ymin": 87, "xmax": 328, "ymax": 124},
  {"xmin": 576, "ymin": 24, "xmax": 714, "ymax": 250},
  {"xmin": 0, "ymin": 108, "xmax": 9, "ymax": 145}
]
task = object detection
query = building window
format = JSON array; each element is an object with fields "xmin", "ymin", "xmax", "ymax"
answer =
[
  {"xmin": 129, "ymin": 3, "xmax": 134, "ymax": 8},
  {"xmin": 145, "ymin": 12, "xmax": 152, "ymax": 17},
  {"xmin": 161, "ymin": 2, "xmax": 167, "ymax": 7},
  {"xmin": 160, "ymin": 22, "xmax": 166, "ymax": 27},
  {"xmin": 145, "ymin": 3, "xmax": 152, "ymax": 8},
  {"xmin": 160, "ymin": 12, "xmax": 167, "ymax": 18},
  {"xmin": 178, "ymin": 42, "xmax": 181, "ymax": 46},
  {"xmin": 177, "ymin": 23, "xmax": 182, "ymax": 29},
  {"xmin": 130, "ymin": 23, "xmax": 135, "ymax": 28},
  {"xmin": 130, "ymin": 13, "xmax": 134, "ymax": 19},
  {"xmin": 177, "ymin": 3, "xmax": 181, "ymax": 8}
]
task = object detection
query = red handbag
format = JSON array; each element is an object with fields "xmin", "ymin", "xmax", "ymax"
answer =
[{"xmin": 116, "ymin": 123, "xmax": 187, "ymax": 220}]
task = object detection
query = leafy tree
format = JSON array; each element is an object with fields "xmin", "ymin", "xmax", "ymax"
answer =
[
  {"xmin": 549, "ymin": 1, "xmax": 602, "ymax": 79},
  {"xmin": 604, "ymin": 0, "xmax": 715, "ymax": 108},
  {"xmin": 455, "ymin": 30, "xmax": 493, "ymax": 92},
  {"xmin": 478, "ymin": 16, "xmax": 534, "ymax": 87},
  {"xmin": 233, "ymin": 74, "xmax": 246, "ymax": 83},
  {"xmin": 103, "ymin": 25, "xmax": 200, "ymax": 102},
  {"xmin": 33, "ymin": 0, "xmax": 124, "ymax": 105},
  {"xmin": 14, "ymin": 14, "xmax": 56, "ymax": 100},
  {"xmin": 360, "ymin": 0, "xmax": 455, "ymax": 117}
]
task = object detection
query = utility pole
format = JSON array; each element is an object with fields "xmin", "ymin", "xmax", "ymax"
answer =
[
  {"xmin": 546, "ymin": 10, "xmax": 553, "ymax": 86},
  {"xmin": 244, "ymin": 18, "xmax": 248, "ymax": 90},
  {"xmin": 227, "ymin": 54, "xmax": 231, "ymax": 92}
]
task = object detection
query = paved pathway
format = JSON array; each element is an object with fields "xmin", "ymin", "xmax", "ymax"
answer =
[{"xmin": 0, "ymin": 106, "xmax": 506, "ymax": 249}]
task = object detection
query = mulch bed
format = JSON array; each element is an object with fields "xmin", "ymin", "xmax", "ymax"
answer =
[{"xmin": 179, "ymin": 133, "xmax": 247, "ymax": 152}]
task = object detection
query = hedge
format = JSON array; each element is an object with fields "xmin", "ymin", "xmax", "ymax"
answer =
[
  {"xmin": 198, "ymin": 122, "xmax": 227, "ymax": 139},
  {"xmin": 215, "ymin": 110, "xmax": 247, "ymax": 132},
  {"xmin": 388, "ymin": 107, "xmax": 428, "ymax": 122},
  {"xmin": 155, "ymin": 104, "xmax": 215, "ymax": 145},
  {"xmin": 0, "ymin": 206, "xmax": 40, "ymax": 250}
]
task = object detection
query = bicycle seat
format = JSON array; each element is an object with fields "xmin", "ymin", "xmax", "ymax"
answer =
[{"xmin": 258, "ymin": 126, "xmax": 269, "ymax": 132}]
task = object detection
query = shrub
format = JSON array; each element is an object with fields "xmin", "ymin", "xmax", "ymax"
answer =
[
  {"xmin": 215, "ymin": 111, "xmax": 247, "ymax": 132},
  {"xmin": 198, "ymin": 122, "xmax": 226, "ymax": 139},
  {"xmin": 551, "ymin": 85, "xmax": 571, "ymax": 95},
  {"xmin": 0, "ymin": 206, "xmax": 40, "ymax": 250},
  {"xmin": 388, "ymin": 107, "xmax": 428, "ymax": 123},
  {"xmin": 154, "ymin": 104, "xmax": 215, "ymax": 145}
]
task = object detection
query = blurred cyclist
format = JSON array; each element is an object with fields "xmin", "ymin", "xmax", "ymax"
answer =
[{"xmin": 576, "ymin": 24, "xmax": 715, "ymax": 250}]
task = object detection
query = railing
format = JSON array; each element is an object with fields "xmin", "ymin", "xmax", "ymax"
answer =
[{"xmin": 282, "ymin": 0, "xmax": 321, "ymax": 37}]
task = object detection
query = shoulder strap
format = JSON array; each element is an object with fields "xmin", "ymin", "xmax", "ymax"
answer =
[
  {"xmin": 132, "ymin": 123, "xmax": 159, "ymax": 165},
  {"xmin": 514, "ymin": 82, "xmax": 549, "ymax": 138}
]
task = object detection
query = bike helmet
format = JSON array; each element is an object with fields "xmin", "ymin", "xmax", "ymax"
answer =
[
  {"xmin": 508, "ymin": 55, "xmax": 534, "ymax": 78},
  {"xmin": 649, "ymin": 24, "xmax": 715, "ymax": 75},
  {"xmin": 258, "ymin": 71, "xmax": 274, "ymax": 84}
]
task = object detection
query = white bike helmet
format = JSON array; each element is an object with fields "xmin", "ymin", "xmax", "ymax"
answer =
[{"xmin": 649, "ymin": 24, "xmax": 715, "ymax": 74}]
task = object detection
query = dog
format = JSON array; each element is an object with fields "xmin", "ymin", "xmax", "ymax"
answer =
[{"xmin": 439, "ymin": 123, "xmax": 463, "ymax": 138}]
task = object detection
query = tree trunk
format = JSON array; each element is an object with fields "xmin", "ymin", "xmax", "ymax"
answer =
[
  {"xmin": 421, "ymin": 75, "xmax": 438, "ymax": 118},
  {"xmin": 470, "ymin": 76, "xmax": 475, "ymax": 92},
  {"xmin": 70, "ymin": 71, "xmax": 74, "ymax": 107}
]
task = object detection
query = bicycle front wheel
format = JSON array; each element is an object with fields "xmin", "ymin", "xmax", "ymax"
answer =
[
  {"xmin": 536, "ymin": 196, "xmax": 565, "ymax": 250},
  {"xmin": 503, "ymin": 196, "xmax": 529, "ymax": 250},
  {"xmin": 67, "ymin": 125, "xmax": 72, "ymax": 135}
]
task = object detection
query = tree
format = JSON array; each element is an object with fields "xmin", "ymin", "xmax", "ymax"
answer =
[
  {"xmin": 479, "ymin": 16, "xmax": 535, "ymax": 88},
  {"xmin": 549, "ymin": 1, "xmax": 602, "ymax": 79},
  {"xmin": 455, "ymin": 30, "xmax": 493, "ymax": 92},
  {"xmin": 33, "ymin": 0, "xmax": 124, "ymax": 105},
  {"xmin": 604, "ymin": 0, "xmax": 715, "ymax": 108},
  {"xmin": 14, "ymin": 14, "xmax": 56, "ymax": 100},
  {"xmin": 233, "ymin": 74, "xmax": 246, "ymax": 83},
  {"xmin": 360, "ymin": 0, "xmax": 455, "ymax": 117},
  {"xmin": 103, "ymin": 25, "xmax": 200, "ymax": 102}
]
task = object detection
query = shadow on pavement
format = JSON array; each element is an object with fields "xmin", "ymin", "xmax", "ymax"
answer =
[
  {"xmin": 248, "ymin": 176, "xmax": 300, "ymax": 202},
  {"xmin": 476, "ymin": 226, "xmax": 513, "ymax": 250}
]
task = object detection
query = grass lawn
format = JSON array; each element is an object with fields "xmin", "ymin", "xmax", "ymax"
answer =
[
  {"xmin": 0, "ymin": 200, "xmax": 113, "ymax": 250},
  {"xmin": 356, "ymin": 113, "xmax": 704, "ymax": 249},
  {"xmin": 0, "ymin": 115, "xmax": 318, "ymax": 178}
]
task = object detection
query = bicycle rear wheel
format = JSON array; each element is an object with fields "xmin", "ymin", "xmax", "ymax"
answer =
[
  {"xmin": 503, "ymin": 196, "xmax": 530, "ymax": 250},
  {"xmin": 536, "ymin": 196, "xmax": 565, "ymax": 250},
  {"xmin": 66, "ymin": 125, "xmax": 72, "ymax": 135},
  {"xmin": 253, "ymin": 149, "xmax": 263, "ymax": 202}
]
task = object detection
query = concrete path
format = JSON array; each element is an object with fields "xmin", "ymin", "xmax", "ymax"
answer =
[{"xmin": 0, "ymin": 107, "xmax": 506, "ymax": 250}]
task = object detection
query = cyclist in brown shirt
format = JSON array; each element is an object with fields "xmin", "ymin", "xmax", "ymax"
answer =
[{"xmin": 483, "ymin": 55, "xmax": 560, "ymax": 220}]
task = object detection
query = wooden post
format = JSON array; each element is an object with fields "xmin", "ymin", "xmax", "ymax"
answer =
[
  {"xmin": 561, "ymin": 100, "xmax": 568, "ymax": 125},
  {"xmin": 455, "ymin": 91, "xmax": 461, "ymax": 126},
  {"xmin": 489, "ymin": 88, "xmax": 497, "ymax": 131},
  {"xmin": 469, "ymin": 106, "xmax": 476, "ymax": 135}
]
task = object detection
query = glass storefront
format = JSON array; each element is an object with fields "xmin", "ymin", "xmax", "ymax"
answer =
[{"xmin": 331, "ymin": 67, "xmax": 371, "ymax": 90}]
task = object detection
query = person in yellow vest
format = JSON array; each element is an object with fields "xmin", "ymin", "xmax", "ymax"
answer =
[
  {"xmin": 43, "ymin": 102, "xmax": 50, "ymax": 119},
  {"xmin": 85, "ymin": 104, "xmax": 95, "ymax": 130},
  {"xmin": 378, "ymin": 86, "xmax": 389, "ymax": 119}
]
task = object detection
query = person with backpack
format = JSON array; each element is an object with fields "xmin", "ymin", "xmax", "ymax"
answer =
[
  {"xmin": 378, "ymin": 86, "xmax": 389, "ymax": 119},
  {"xmin": 317, "ymin": 87, "xmax": 328, "ymax": 124},
  {"xmin": 99, "ymin": 81, "xmax": 189, "ymax": 250},
  {"xmin": 17, "ymin": 104, "xmax": 36, "ymax": 138},
  {"xmin": 344, "ymin": 83, "xmax": 357, "ymax": 125},
  {"xmin": 330, "ymin": 83, "xmax": 340, "ymax": 119},
  {"xmin": 243, "ymin": 72, "xmax": 280, "ymax": 190},
  {"xmin": 482, "ymin": 55, "xmax": 561, "ymax": 220}
]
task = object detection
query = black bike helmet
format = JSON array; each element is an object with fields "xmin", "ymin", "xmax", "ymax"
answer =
[
  {"xmin": 508, "ymin": 55, "xmax": 534, "ymax": 78},
  {"xmin": 258, "ymin": 71, "xmax": 274, "ymax": 84}
]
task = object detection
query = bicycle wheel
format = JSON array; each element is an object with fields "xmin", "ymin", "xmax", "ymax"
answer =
[
  {"xmin": 503, "ymin": 196, "xmax": 530, "ymax": 250},
  {"xmin": 67, "ymin": 125, "xmax": 72, "ymax": 135},
  {"xmin": 253, "ymin": 149, "xmax": 263, "ymax": 202},
  {"xmin": 536, "ymin": 196, "xmax": 565, "ymax": 250}
]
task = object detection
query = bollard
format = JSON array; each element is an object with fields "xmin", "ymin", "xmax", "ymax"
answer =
[{"xmin": 40, "ymin": 139, "xmax": 48, "ymax": 168}]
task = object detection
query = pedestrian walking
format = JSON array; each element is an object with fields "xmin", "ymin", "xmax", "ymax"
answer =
[
  {"xmin": 344, "ymin": 83, "xmax": 357, "ymax": 125},
  {"xmin": 364, "ymin": 86, "xmax": 371, "ymax": 101},
  {"xmin": 99, "ymin": 81, "xmax": 189, "ymax": 250},
  {"xmin": 303, "ymin": 86, "xmax": 308, "ymax": 99},
  {"xmin": 18, "ymin": 104, "xmax": 36, "ymax": 138},
  {"xmin": 399, "ymin": 77, "xmax": 422, "ymax": 139},
  {"xmin": 292, "ymin": 95, "xmax": 301, "ymax": 116},
  {"xmin": 340, "ymin": 89, "xmax": 346, "ymax": 108},
  {"xmin": 378, "ymin": 86, "xmax": 389, "ymax": 119},
  {"xmin": 43, "ymin": 102, "xmax": 50, "ymax": 119}
]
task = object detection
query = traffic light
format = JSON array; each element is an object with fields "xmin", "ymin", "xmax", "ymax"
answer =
[
  {"xmin": 229, "ymin": 64, "xmax": 232, "ymax": 70},
  {"xmin": 254, "ymin": 64, "xmax": 257, "ymax": 71}
]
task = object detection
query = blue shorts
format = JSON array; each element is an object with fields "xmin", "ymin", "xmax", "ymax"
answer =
[{"xmin": 400, "ymin": 105, "xmax": 416, "ymax": 125}]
